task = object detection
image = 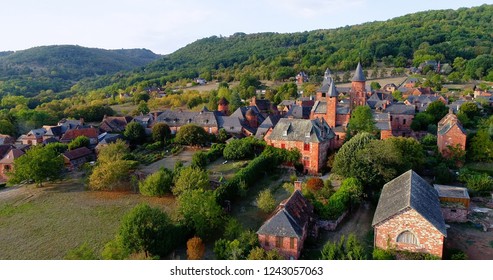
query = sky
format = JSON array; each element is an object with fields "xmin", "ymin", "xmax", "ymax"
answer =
[{"xmin": 1, "ymin": 0, "xmax": 492, "ymax": 55}]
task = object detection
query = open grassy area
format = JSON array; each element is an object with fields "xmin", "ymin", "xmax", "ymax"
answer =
[
  {"xmin": 207, "ymin": 157, "xmax": 250, "ymax": 181},
  {"xmin": 0, "ymin": 179, "xmax": 176, "ymax": 260}
]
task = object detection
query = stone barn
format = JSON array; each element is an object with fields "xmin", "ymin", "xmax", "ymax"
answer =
[
  {"xmin": 372, "ymin": 170, "xmax": 447, "ymax": 258},
  {"xmin": 434, "ymin": 184, "xmax": 470, "ymax": 223},
  {"xmin": 257, "ymin": 190, "xmax": 314, "ymax": 260}
]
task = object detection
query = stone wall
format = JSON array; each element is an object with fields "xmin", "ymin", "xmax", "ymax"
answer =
[{"xmin": 374, "ymin": 208, "xmax": 445, "ymax": 258}]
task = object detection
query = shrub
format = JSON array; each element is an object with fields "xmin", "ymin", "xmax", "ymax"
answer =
[
  {"xmin": 65, "ymin": 242, "xmax": 98, "ymax": 260},
  {"xmin": 256, "ymin": 189, "xmax": 277, "ymax": 213},
  {"xmin": 175, "ymin": 124, "xmax": 209, "ymax": 146},
  {"xmin": 458, "ymin": 168, "xmax": 493, "ymax": 195},
  {"xmin": 139, "ymin": 168, "xmax": 173, "ymax": 196},
  {"xmin": 372, "ymin": 248, "xmax": 395, "ymax": 260},
  {"xmin": 306, "ymin": 177, "xmax": 324, "ymax": 192},
  {"xmin": 191, "ymin": 151, "xmax": 208, "ymax": 169},
  {"xmin": 187, "ymin": 237, "xmax": 205, "ymax": 260},
  {"xmin": 206, "ymin": 143, "xmax": 225, "ymax": 162},
  {"xmin": 173, "ymin": 166, "xmax": 209, "ymax": 196},
  {"xmin": 223, "ymin": 137, "xmax": 262, "ymax": 160},
  {"xmin": 321, "ymin": 234, "xmax": 368, "ymax": 260}
]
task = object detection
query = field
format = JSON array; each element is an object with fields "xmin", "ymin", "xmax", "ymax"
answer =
[{"xmin": 0, "ymin": 176, "xmax": 176, "ymax": 260}]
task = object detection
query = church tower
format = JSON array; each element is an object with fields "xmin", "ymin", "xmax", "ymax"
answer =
[
  {"xmin": 350, "ymin": 62, "xmax": 367, "ymax": 109},
  {"xmin": 326, "ymin": 80, "xmax": 338, "ymax": 128}
]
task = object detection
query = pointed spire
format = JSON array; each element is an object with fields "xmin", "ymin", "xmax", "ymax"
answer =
[
  {"xmin": 352, "ymin": 62, "xmax": 366, "ymax": 82},
  {"xmin": 328, "ymin": 80, "xmax": 338, "ymax": 97},
  {"xmin": 324, "ymin": 68, "xmax": 332, "ymax": 79}
]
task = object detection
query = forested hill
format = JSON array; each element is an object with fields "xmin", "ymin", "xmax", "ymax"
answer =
[
  {"xmin": 0, "ymin": 45, "xmax": 161, "ymax": 97},
  {"xmin": 98, "ymin": 4, "xmax": 492, "ymax": 90}
]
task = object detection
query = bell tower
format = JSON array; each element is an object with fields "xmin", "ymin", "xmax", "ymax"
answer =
[{"xmin": 350, "ymin": 62, "xmax": 367, "ymax": 109}]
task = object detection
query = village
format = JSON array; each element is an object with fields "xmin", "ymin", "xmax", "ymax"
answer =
[{"xmin": 1, "ymin": 61, "xmax": 493, "ymax": 260}]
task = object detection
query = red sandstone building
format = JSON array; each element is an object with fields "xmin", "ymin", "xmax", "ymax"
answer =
[
  {"xmin": 265, "ymin": 118, "xmax": 335, "ymax": 174},
  {"xmin": 256, "ymin": 189, "xmax": 314, "ymax": 260},
  {"xmin": 372, "ymin": 170, "xmax": 447, "ymax": 258},
  {"xmin": 437, "ymin": 111, "xmax": 467, "ymax": 158}
]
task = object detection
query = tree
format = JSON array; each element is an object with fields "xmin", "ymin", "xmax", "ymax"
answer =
[
  {"xmin": 135, "ymin": 100, "xmax": 150, "ymax": 115},
  {"xmin": 175, "ymin": 124, "xmax": 209, "ymax": 146},
  {"xmin": 118, "ymin": 204, "xmax": 179, "ymax": 258},
  {"xmin": 332, "ymin": 132, "xmax": 374, "ymax": 178},
  {"xmin": 68, "ymin": 136, "xmax": 89, "ymax": 150},
  {"xmin": 348, "ymin": 106, "xmax": 377, "ymax": 135},
  {"xmin": 247, "ymin": 247, "xmax": 284, "ymax": 260},
  {"xmin": 187, "ymin": 237, "xmax": 205, "ymax": 260},
  {"xmin": 370, "ymin": 82, "xmax": 381, "ymax": 90},
  {"xmin": 124, "ymin": 122, "xmax": 146, "ymax": 145},
  {"xmin": 89, "ymin": 140, "xmax": 138, "ymax": 191},
  {"xmin": 139, "ymin": 168, "xmax": 173, "ymax": 196},
  {"xmin": 177, "ymin": 189, "xmax": 224, "ymax": 239},
  {"xmin": 152, "ymin": 123, "xmax": 171, "ymax": 143},
  {"xmin": 387, "ymin": 137, "xmax": 425, "ymax": 172},
  {"xmin": 0, "ymin": 120, "xmax": 15, "ymax": 135},
  {"xmin": 425, "ymin": 101, "xmax": 448, "ymax": 123},
  {"xmin": 256, "ymin": 189, "xmax": 276, "ymax": 213},
  {"xmin": 173, "ymin": 166, "xmax": 209, "ymax": 196},
  {"xmin": 469, "ymin": 129, "xmax": 493, "ymax": 162},
  {"xmin": 459, "ymin": 102, "xmax": 481, "ymax": 123},
  {"xmin": 191, "ymin": 151, "xmax": 208, "ymax": 169},
  {"xmin": 320, "ymin": 234, "xmax": 367, "ymax": 260},
  {"xmin": 8, "ymin": 145, "xmax": 64, "ymax": 187},
  {"xmin": 305, "ymin": 177, "xmax": 324, "ymax": 192},
  {"xmin": 411, "ymin": 112, "xmax": 434, "ymax": 131}
]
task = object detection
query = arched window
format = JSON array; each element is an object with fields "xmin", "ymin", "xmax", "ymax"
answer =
[{"xmin": 396, "ymin": 230, "xmax": 418, "ymax": 245}]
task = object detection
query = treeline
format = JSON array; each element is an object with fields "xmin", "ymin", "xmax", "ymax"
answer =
[{"xmin": 70, "ymin": 4, "xmax": 493, "ymax": 96}]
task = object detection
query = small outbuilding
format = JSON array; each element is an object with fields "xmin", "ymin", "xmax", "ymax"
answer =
[{"xmin": 434, "ymin": 184, "xmax": 470, "ymax": 223}]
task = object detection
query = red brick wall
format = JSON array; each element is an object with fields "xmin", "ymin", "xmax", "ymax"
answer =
[
  {"xmin": 258, "ymin": 234, "xmax": 302, "ymax": 259},
  {"xmin": 0, "ymin": 164, "xmax": 12, "ymax": 181},
  {"xmin": 336, "ymin": 114, "xmax": 350, "ymax": 127},
  {"xmin": 374, "ymin": 209, "xmax": 445, "ymax": 258},
  {"xmin": 390, "ymin": 114, "xmax": 414, "ymax": 136},
  {"xmin": 437, "ymin": 125, "xmax": 467, "ymax": 158},
  {"xmin": 441, "ymin": 207, "xmax": 468, "ymax": 223},
  {"xmin": 380, "ymin": 129, "xmax": 393, "ymax": 140},
  {"xmin": 267, "ymin": 139, "xmax": 327, "ymax": 174},
  {"xmin": 327, "ymin": 97, "xmax": 337, "ymax": 128}
]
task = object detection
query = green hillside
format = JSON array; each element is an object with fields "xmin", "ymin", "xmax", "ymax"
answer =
[
  {"xmin": 0, "ymin": 45, "xmax": 161, "ymax": 97},
  {"xmin": 76, "ymin": 4, "xmax": 493, "ymax": 94}
]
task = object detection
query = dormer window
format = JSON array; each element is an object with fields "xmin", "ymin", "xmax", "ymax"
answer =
[
  {"xmin": 283, "ymin": 130, "xmax": 288, "ymax": 136},
  {"xmin": 305, "ymin": 132, "xmax": 310, "ymax": 138}
]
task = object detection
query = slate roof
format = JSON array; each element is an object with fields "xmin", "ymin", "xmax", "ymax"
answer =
[
  {"xmin": 257, "ymin": 190, "xmax": 313, "ymax": 238},
  {"xmin": 267, "ymin": 118, "xmax": 335, "ymax": 143},
  {"xmin": 230, "ymin": 106, "xmax": 266, "ymax": 134},
  {"xmin": 384, "ymin": 103, "xmax": 416, "ymax": 115},
  {"xmin": 311, "ymin": 101, "xmax": 327, "ymax": 114},
  {"xmin": 63, "ymin": 147, "xmax": 93, "ymax": 161},
  {"xmin": 286, "ymin": 105, "xmax": 311, "ymax": 119},
  {"xmin": 279, "ymin": 100, "xmax": 296, "ymax": 107},
  {"xmin": 255, "ymin": 115, "xmax": 281, "ymax": 139},
  {"xmin": 437, "ymin": 113, "xmax": 466, "ymax": 136},
  {"xmin": 352, "ymin": 62, "xmax": 366, "ymax": 82},
  {"xmin": 373, "ymin": 112, "xmax": 391, "ymax": 131},
  {"xmin": 44, "ymin": 126, "xmax": 63, "ymax": 138},
  {"xmin": 99, "ymin": 116, "xmax": 133, "ymax": 133},
  {"xmin": 215, "ymin": 114, "xmax": 243, "ymax": 135},
  {"xmin": 0, "ymin": 148, "xmax": 25, "ymax": 164},
  {"xmin": 218, "ymin": 97, "xmax": 229, "ymax": 105},
  {"xmin": 327, "ymin": 81, "xmax": 338, "ymax": 97},
  {"xmin": 58, "ymin": 119, "xmax": 85, "ymax": 133},
  {"xmin": 372, "ymin": 170, "xmax": 447, "ymax": 236},
  {"xmin": 27, "ymin": 128, "xmax": 47, "ymax": 138},
  {"xmin": 61, "ymin": 128, "xmax": 99, "ymax": 141},
  {"xmin": 0, "ymin": 145, "xmax": 12, "ymax": 158},
  {"xmin": 433, "ymin": 184, "xmax": 470, "ymax": 200},
  {"xmin": 155, "ymin": 109, "xmax": 218, "ymax": 128},
  {"xmin": 253, "ymin": 98, "xmax": 272, "ymax": 112},
  {"xmin": 97, "ymin": 133, "xmax": 123, "ymax": 144},
  {"xmin": 319, "ymin": 68, "xmax": 333, "ymax": 94},
  {"xmin": 0, "ymin": 135, "xmax": 15, "ymax": 145}
]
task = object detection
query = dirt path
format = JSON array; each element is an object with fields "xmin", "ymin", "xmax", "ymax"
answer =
[{"xmin": 140, "ymin": 148, "xmax": 195, "ymax": 174}]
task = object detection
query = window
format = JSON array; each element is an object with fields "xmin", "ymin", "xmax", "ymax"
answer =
[
  {"xmin": 290, "ymin": 237, "xmax": 295, "ymax": 249},
  {"xmin": 304, "ymin": 143, "xmax": 310, "ymax": 151},
  {"xmin": 276, "ymin": 236, "xmax": 282, "ymax": 248},
  {"xmin": 403, "ymin": 119, "xmax": 406, "ymax": 125},
  {"xmin": 4, "ymin": 165, "xmax": 11, "ymax": 172},
  {"xmin": 281, "ymin": 143, "xmax": 286, "ymax": 149},
  {"xmin": 265, "ymin": 239, "xmax": 270, "ymax": 247},
  {"xmin": 305, "ymin": 132, "xmax": 310, "ymax": 138},
  {"xmin": 396, "ymin": 231, "xmax": 418, "ymax": 245},
  {"xmin": 283, "ymin": 130, "xmax": 288, "ymax": 136},
  {"xmin": 390, "ymin": 116, "xmax": 393, "ymax": 121}
]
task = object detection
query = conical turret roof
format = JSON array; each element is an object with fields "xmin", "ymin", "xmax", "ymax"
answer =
[
  {"xmin": 327, "ymin": 80, "xmax": 338, "ymax": 97},
  {"xmin": 352, "ymin": 62, "xmax": 366, "ymax": 82}
]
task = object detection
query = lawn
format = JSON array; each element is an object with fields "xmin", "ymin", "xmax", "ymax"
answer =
[
  {"xmin": 0, "ymin": 178, "xmax": 176, "ymax": 260},
  {"xmin": 207, "ymin": 157, "xmax": 250, "ymax": 181}
]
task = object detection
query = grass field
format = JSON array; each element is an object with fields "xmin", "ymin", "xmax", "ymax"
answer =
[{"xmin": 0, "ymin": 178, "xmax": 176, "ymax": 260}]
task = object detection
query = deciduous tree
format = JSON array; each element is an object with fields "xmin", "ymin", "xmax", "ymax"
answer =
[{"xmin": 187, "ymin": 237, "xmax": 205, "ymax": 260}]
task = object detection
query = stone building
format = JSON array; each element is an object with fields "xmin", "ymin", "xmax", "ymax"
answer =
[
  {"xmin": 437, "ymin": 111, "xmax": 467, "ymax": 158},
  {"xmin": 434, "ymin": 184, "xmax": 470, "ymax": 223},
  {"xmin": 265, "ymin": 118, "xmax": 335, "ymax": 174},
  {"xmin": 257, "ymin": 190, "xmax": 314, "ymax": 260},
  {"xmin": 372, "ymin": 170, "xmax": 447, "ymax": 258}
]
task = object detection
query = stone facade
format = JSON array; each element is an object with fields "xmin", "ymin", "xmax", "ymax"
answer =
[
  {"xmin": 437, "ymin": 112, "xmax": 467, "ymax": 158},
  {"xmin": 390, "ymin": 114, "xmax": 414, "ymax": 137},
  {"xmin": 440, "ymin": 207, "xmax": 468, "ymax": 223},
  {"xmin": 374, "ymin": 209, "xmax": 445, "ymax": 258}
]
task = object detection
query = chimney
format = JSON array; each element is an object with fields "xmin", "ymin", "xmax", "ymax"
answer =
[{"xmin": 294, "ymin": 181, "xmax": 302, "ymax": 192}]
